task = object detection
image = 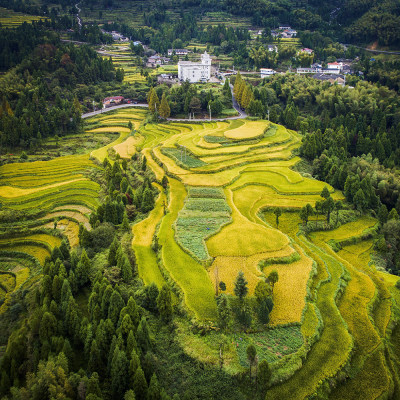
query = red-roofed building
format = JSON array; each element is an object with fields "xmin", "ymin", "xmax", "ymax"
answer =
[{"xmin": 327, "ymin": 62, "xmax": 342, "ymax": 72}]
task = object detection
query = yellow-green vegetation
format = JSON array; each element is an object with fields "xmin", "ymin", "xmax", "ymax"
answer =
[
  {"xmin": 0, "ymin": 7, "xmax": 46, "ymax": 27},
  {"xmin": 0, "ymin": 267, "xmax": 29, "ymax": 314},
  {"xmin": 3, "ymin": 104, "xmax": 400, "ymax": 399},
  {"xmin": 224, "ymin": 120, "xmax": 269, "ymax": 140},
  {"xmin": 85, "ymin": 107, "xmax": 147, "ymax": 161},
  {"xmin": 132, "ymin": 183, "xmax": 166, "ymax": 287},
  {"xmin": 157, "ymin": 178, "xmax": 217, "ymax": 320}
]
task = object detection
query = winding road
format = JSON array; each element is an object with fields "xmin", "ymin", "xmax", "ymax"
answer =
[
  {"xmin": 81, "ymin": 83, "xmax": 247, "ymax": 121},
  {"xmin": 75, "ymin": 2, "xmax": 82, "ymax": 30}
]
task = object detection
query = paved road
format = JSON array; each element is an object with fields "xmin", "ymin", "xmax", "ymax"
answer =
[
  {"xmin": 81, "ymin": 104, "xmax": 149, "ymax": 119},
  {"xmin": 82, "ymin": 84, "xmax": 246, "ymax": 121},
  {"xmin": 342, "ymin": 44, "xmax": 400, "ymax": 55}
]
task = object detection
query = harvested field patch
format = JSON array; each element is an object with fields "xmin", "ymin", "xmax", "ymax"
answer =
[{"xmin": 224, "ymin": 120, "xmax": 269, "ymax": 140}]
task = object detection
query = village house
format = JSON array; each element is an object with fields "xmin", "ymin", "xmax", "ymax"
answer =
[
  {"xmin": 313, "ymin": 73, "xmax": 345, "ymax": 85},
  {"xmin": 297, "ymin": 67, "xmax": 321, "ymax": 74},
  {"xmin": 168, "ymin": 49, "xmax": 191, "ymax": 56},
  {"xmin": 326, "ymin": 61, "xmax": 342, "ymax": 72},
  {"xmin": 268, "ymin": 45, "xmax": 278, "ymax": 52},
  {"xmin": 260, "ymin": 68, "xmax": 276, "ymax": 78},
  {"xmin": 157, "ymin": 74, "xmax": 178, "ymax": 85},
  {"xmin": 299, "ymin": 48, "xmax": 314, "ymax": 55},
  {"xmin": 103, "ymin": 96, "xmax": 124, "ymax": 108},
  {"xmin": 178, "ymin": 51, "xmax": 211, "ymax": 83},
  {"xmin": 272, "ymin": 26, "xmax": 297, "ymax": 38},
  {"xmin": 146, "ymin": 55, "xmax": 171, "ymax": 68}
]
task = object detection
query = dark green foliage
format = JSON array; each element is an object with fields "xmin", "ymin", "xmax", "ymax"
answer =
[
  {"xmin": 133, "ymin": 367, "xmax": 148, "ymax": 400},
  {"xmin": 300, "ymin": 203, "xmax": 314, "ymax": 225},
  {"xmin": 111, "ymin": 346, "xmax": 129, "ymax": 398},
  {"xmin": 267, "ymin": 270, "xmax": 279, "ymax": 290},
  {"xmin": 137, "ymin": 317, "xmax": 152, "ymax": 354},
  {"xmin": 157, "ymin": 285, "xmax": 172, "ymax": 323},
  {"xmin": 273, "ymin": 207, "xmax": 282, "ymax": 227},
  {"xmin": 234, "ymin": 271, "xmax": 248, "ymax": 301},
  {"xmin": 109, "ymin": 237, "xmax": 120, "ymax": 266},
  {"xmin": 148, "ymin": 374, "xmax": 162, "ymax": 400},
  {"xmin": 217, "ymin": 294, "xmax": 231, "ymax": 330},
  {"xmin": 254, "ymin": 281, "xmax": 273, "ymax": 324},
  {"xmin": 108, "ymin": 290, "xmax": 125, "ymax": 326},
  {"xmin": 75, "ymin": 249, "xmax": 91, "ymax": 288},
  {"xmin": 140, "ymin": 283, "xmax": 159, "ymax": 313},
  {"xmin": 236, "ymin": 301, "xmax": 252, "ymax": 328},
  {"xmin": 246, "ymin": 344, "xmax": 257, "ymax": 378},
  {"xmin": 142, "ymin": 188, "xmax": 155, "ymax": 213},
  {"xmin": 258, "ymin": 359, "xmax": 271, "ymax": 393}
]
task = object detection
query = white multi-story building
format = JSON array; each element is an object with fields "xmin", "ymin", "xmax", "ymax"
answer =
[{"xmin": 178, "ymin": 52, "xmax": 212, "ymax": 83}]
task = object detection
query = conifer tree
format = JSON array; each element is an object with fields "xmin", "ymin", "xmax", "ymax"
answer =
[
  {"xmin": 76, "ymin": 249, "xmax": 91, "ymax": 287},
  {"xmin": 217, "ymin": 294, "xmax": 231, "ymax": 330},
  {"xmin": 234, "ymin": 271, "xmax": 248, "ymax": 301},
  {"xmin": 142, "ymin": 187, "xmax": 155, "ymax": 212},
  {"xmin": 233, "ymin": 72, "xmax": 242, "ymax": 97},
  {"xmin": 159, "ymin": 93, "xmax": 171, "ymax": 119},
  {"xmin": 127, "ymin": 330, "xmax": 139, "ymax": 357},
  {"xmin": 147, "ymin": 374, "xmax": 162, "ymax": 400},
  {"xmin": 137, "ymin": 317, "xmax": 152, "ymax": 354},
  {"xmin": 88, "ymin": 339, "xmax": 102, "ymax": 374},
  {"xmin": 148, "ymin": 88, "xmax": 160, "ymax": 113},
  {"xmin": 157, "ymin": 285, "xmax": 173, "ymax": 323},
  {"xmin": 258, "ymin": 359, "xmax": 271, "ymax": 393},
  {"xmin": 108, "ymin": 237, "xmax": 119, "ymax": 266},
  {"xmin": 111, "ymin": 346, "xmax": 129, "ymax": 398},
  {"xmin": 108, "ymin": 290, "xmax": 125, "ymax": 325},
  {"xmin": 133, "ymin": 367, "xmax": 148, "ymax": 400}
]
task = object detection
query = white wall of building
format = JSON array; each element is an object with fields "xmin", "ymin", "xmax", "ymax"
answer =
[{"xmin": 178, "ymin": 52, "xmax": 211, "ymax": 83}]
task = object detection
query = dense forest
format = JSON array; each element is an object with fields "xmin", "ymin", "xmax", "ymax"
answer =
[{"xmin": 0, "ymin": 22, "xmax": 122, "ymax": 150}]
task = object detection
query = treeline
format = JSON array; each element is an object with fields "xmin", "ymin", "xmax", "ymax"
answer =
[
  {"xmin": 340, "ymin": 0, "xmax": 400, "ymax": 46},
  {"xmin": 0, "ymin": 37, "xmax": 117, "ymax": 149},
  {"xmin": 0, "ymin": 239, "xmax": 173, "ymax": 399},
  {"xmin": 148, "ymin": 80, "xmax": 232, "ymax": 117},
  {"xmin": 0, "ymin": 22, "xmax": 59, "ymax": 71}
]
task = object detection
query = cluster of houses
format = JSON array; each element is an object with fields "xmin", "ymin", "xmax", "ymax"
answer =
[
  {"xmin": 146, "ymin": 55, "xmax": 171, "ymax": 68},
  {"xmin": 167, "ymin": 49, "xmax": 191, "ymax": 57},
  {"xmin": 102, "ymin": 96, "xmax": 136, "ymax": 108},
  {"xmin": 100, "ymin": 29, "xmax": 129, "ymax": 42},
  {"xmin": 271, "ymin": 26, "xmax": 297, "ymax": 39},
  {"xmin": 296, "ymin": 60, "xmax": 354, "ymax": 75}
]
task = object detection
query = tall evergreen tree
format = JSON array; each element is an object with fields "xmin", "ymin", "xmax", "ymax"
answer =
[
  {"xmin": 156, "ymin": 285, "xmax": 172, "ymax": 323},
  {"xmin": 111, "ymin": 346, "xmax": 129, "ymax": 398},
  {"xmin": 133, "ymin": 367, "xmax": 148, "ymax": 400},
  {"xmin": 159, "ymin": 93, "xmax": 171, "ymax": 119},
  {"xmin": 234, "ymin": 271, "xmax": 248, "ymax": 301}
]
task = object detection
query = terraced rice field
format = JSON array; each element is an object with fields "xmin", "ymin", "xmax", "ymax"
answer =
[
  {"xmin": 3, "ymin": 106, "xmax": 400, "ymax": 398},
  {"xmin": 0, "ymin": 8, "xmax": 46, "ymax": 28},
  {"xmin": 98, "ymin": 43, "xmax": 178, "ymax": 84},
  {"xmin": 0, "ymin": 110, "xmax": 148, "ymax": 270},
  {"xmin": 118, "ymin": 114, "xmax": 400, "ymax": 398}
]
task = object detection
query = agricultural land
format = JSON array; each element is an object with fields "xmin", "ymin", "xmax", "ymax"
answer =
[{"xmin": 1, "ymin": 106, "xmax": 400, "ymax": 399}]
